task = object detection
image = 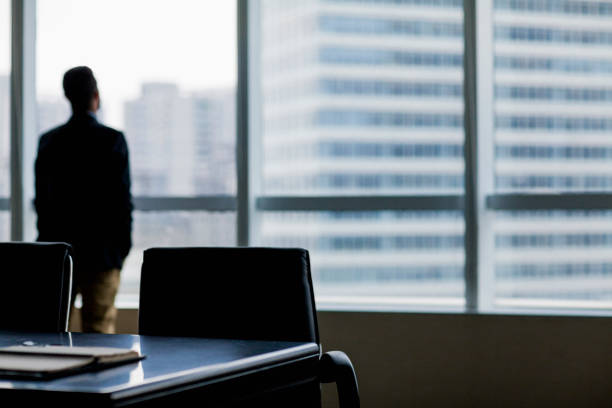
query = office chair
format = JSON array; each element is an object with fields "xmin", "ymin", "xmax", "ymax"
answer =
[
  {"xmin": 0, "ymin": 242, "xmax": 73, "ymax": 332},
  {"xmin": 139, "ymin": 247, "xmax": 359, "ymax": 408}
]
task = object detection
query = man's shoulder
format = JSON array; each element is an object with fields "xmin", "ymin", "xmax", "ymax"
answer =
[
  {"xmin": 95, "ymin": 122, "xmax": 127, "ymax": 150},
  {"xmin": 38, "ymin": 120, "xmax": 127, "ymax": 156},
  {"xmin": 93, "ymin": 122, "xmax": 128, "ymax": 153},
  {"xmin": 93, "ymin": 122, "xmax": 124, "ymax": 139},
  {"xmin": 38, "ymin": 123, "xmax": 69, "ymax": 150}
]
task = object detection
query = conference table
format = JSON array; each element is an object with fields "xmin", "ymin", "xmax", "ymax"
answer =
[{"xmin": 0, "ymin": 331, "xmax": 321, "ymax": 407}]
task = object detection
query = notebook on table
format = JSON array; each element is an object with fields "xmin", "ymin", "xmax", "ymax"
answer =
[{"xmin": 0, "ymin": 345, "xmax": 145, "ymax": 380}]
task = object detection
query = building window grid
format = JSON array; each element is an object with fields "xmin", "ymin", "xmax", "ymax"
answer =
[
  {"xmin": 495, "ymin": 55, "xmax": 612, "ymax": 73},
  {"xmin": 496, "ymin": 145, "xmax": 612, "ymax": 160},
  {"xmin": 319, "ymin": 47, "xmax": 463, "ymax": 67},
  {"xmin": 323, "ymin": 0, "xmax": 463, "ymax": 7},
  {"xmin": 496, "ymin": 116, "xmax": 612, "ymax": 131},
  {"xmin": 318, "ymin": 266, "xmax": 464, "ymax": 282},
  {"xmin": 496, "ymin": 175, "xmax": 612, "ymax": 190},
  {"xmin": 493, "ymin": 0, "xmax": 612, "ymax": 16},
  {"xmin": 319, "ymin": 79, "xmax": 463, "ymax": 98},
  {"xmin": 497, "ymin": 263, "xmax": 612, "ymax": 279},
  {"xmin": 495, "ymin": 25, "xmax": 612, "ymax": 45},
  {"xmin": 253, "ymin": 0, "xmax": 612, "ymax": 311},
  {"xmin": 496, "ymin": 233, "xmax": 612, "ymax": 248},
  {"xmin": 495, "ymin": 86, "xmax": 612, "ymax": 103},
  {"xmin": 318, "ymin": 15, "xmax": 463, "ymax": 37},
  {"xmin": 318, "ymin": 141, "xmax": 464, "ymax": 158}
]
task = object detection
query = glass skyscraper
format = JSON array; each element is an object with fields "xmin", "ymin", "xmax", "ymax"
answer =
[
  {"xmin": 256, "ymin": 0, "xmax": 612, "ymax": 309},
  {"xmin": 257, "ymin": 0, "xmax": 466, "ymax": 307}
]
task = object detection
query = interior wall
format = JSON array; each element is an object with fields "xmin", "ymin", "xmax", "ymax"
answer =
[
  {"xmin": 83, "ymin": 309, "xmax": 612, "ymax": 408},
  {"xmin": 317, "ymin": 311, "xmax": 612, "ymax": 408}
]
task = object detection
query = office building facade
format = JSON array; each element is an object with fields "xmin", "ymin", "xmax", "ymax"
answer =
[{"xmin": 256, "ymin": 0, "xmax": 612, "ymax": 309}]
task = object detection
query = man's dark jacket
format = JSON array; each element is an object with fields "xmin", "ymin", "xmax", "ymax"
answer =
[{"xmin": 34, "ymin": 113, "xmax": 133, "ymax": 273}]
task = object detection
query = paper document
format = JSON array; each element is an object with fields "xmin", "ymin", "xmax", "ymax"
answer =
[{"xmin": 0, "ymin": 345, "xmax": 144, "ymax": 379}]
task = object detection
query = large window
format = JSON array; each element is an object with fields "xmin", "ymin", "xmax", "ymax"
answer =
[
  {"xmin": 251, "ymin": 0, "xmax": 466, "ymax": 309},
  {"xmin": 5, "ymin": 0, "xmax": 612, "ymax": 314},
  {"xmin": 36, "ymin": 0, "xmax": 237, "ymax": 304},
  {"xmin": 482, "ymin": 0, "xmax": 612, "ymax": 311}
]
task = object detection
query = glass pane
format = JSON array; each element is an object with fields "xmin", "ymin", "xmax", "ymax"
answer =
[
  {"xmin": 493, "ymin": 210, "xmax": 612, "ymax": 311},
  {"xmin": 258, "ymin": 0, "xmax": 464, "ymax": 196},
  {"xmin": 37, "ymin": 1, "xmax": 238, "ymax": 304},
  {"xmin": 254, "ymin": 0, "xmax": 465, "ymax": 309},
  {"xmin": 493, "ymin": 1, "xmax": 612, "ymax": 193},
  {"xmin": 0, "ymin": 211, "xmax": 8, "ymax": 241},
  {"xmin": 1, "ymin": 0, "xmax": 9, "ymax": 199},
  {"xmin": 120, "ymin": 211, "xmax": 236, "ymax": 304},
  {"xmin": 37, "ymin": 0, "xmax": 237, "ymax": 196},
  {"xmin": 260, "ymin": 211, "xmax": 465, "ymax": 310}
]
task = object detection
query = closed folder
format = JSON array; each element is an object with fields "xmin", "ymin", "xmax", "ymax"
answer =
[{"xmin": 0, "ymin": 345, "xmax": 144, "ymax": 379}]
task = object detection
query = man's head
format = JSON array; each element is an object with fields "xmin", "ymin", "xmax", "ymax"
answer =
[{"xmin": 63, "ymin": 66, "xmax": 99, "ymax": 113}]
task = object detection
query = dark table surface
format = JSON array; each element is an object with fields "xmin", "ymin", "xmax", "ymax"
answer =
[{"xmin": 0, "ymin": 331, "xmax": 320, "ymax": 405}]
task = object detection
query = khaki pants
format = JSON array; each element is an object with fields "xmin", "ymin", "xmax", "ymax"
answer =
[{"xmin": 70, "ymin": 268, "xmax": 121, "ymax": 334}]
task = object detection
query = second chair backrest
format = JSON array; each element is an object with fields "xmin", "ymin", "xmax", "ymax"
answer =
[
  {"xmin": 138, "ymin": 247, "xmax": 319, "ymax": 343},
  {"xmin": 0, "ymin": 242, "xmax": 73, "ymax": 332}
]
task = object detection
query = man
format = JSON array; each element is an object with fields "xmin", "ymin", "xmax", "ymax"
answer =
[{"xmin": 34, "ymin": 66, "xmax": 132, "ymax": 333}]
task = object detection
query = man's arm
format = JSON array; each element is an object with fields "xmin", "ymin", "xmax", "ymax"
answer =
[
  {"xmin": 111, "ymin": 132, "xmax": 133, "ymax": 260},
  {"xmin": 33, "ymin": 138, "xmax": 52, "ymax": 241}
]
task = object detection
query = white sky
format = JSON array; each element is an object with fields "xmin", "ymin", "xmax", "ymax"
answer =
[{"xmin": 2, "ymin": 0, "xmax": 237, "ymax": 128}]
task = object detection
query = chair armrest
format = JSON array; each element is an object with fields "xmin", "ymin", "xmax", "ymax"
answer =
[{"xmin": 320, "ymin": 350, "xmax": 360, "ymax": 408}]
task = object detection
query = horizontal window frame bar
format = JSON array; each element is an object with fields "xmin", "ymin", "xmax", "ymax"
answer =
[
  {"xmin": 0, "ymin": 198, "xmax": 8, "ymax": 211},
  {"xmin": 256, "ymin": 195, "xmax": 464, "ymax": 212},
  {"xmin": 13, "ymin": 194, "xmax": 612, "ymax": 213},
  {"xmin": 487, "ymin": 193, "xmax": 612, "ymax": 210},
  {"xmin": 133, "ymin": 196, "xmax": 237, "ymax": 212}
]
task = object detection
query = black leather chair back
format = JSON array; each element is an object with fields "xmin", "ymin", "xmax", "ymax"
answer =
[
  {"xmin": 0, "ymin": 242, "xmax": 73, "ymax": 332},
  {"xmin": 139, "ymin": 247, "xmax": 319, "ymax": 343}
]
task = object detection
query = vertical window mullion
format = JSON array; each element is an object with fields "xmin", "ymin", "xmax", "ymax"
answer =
[
  {"xmin": 10, "ymin": 0, "xmax": 36, "ymax": 242},
  {"xmin": 237, "ymin": 0, "xmax": 250, "ymax": 246},
  {"xmin": 463, "ymin": 0, "xmax": 479, "ymax": 312}
]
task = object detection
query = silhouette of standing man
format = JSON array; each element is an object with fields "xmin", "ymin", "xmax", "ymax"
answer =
[{"xmin": 35, "ymin": 66, "xmax": 132, "ymax": 333}]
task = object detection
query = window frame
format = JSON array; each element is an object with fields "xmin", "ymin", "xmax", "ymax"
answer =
[{"xmin": 9, "ymin": 0, "xmax": 612, "ymax": 313}]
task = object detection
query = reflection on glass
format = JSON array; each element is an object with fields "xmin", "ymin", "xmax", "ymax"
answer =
[
  {"xmin": 128, "ymin": 337, "xmax": 144, "ymax": 384},
  {"xmin": 494, "ymin": 211, "xmax": 612, "ymax": 310},
  {"xmin": 261, "ymin": 211, "xmax": 465, "ymax": 309},
  {"xmin": 119, "ymin": 212, "xmax": 236, "ymax": 304},
  {"xmin": 493, "ymin": 2, "xmax": 612, "ymax": 193}
]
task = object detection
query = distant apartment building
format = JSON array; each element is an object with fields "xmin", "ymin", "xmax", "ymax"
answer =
[
  {"xmin": 37, "ymin": 98, "xmax": 70, "ymax": 135},
  {"xmin": 119, "ymin": 83, "xmax": 236, "ymax": 299},
  {"xmin": 124, "ymin": 83, "xmax": 235, "ymax": 196}
]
